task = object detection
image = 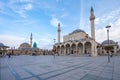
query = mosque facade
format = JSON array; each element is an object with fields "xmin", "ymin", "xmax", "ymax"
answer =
[{"xmin": 53, "ymin": 7, "xmax": 120, "ymax": 56}]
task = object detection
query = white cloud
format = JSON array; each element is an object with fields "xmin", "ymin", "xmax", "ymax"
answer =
[
  {"xmin": 50, "ymin": 17, "xmax": 61, "ymax": 27},
  {"xmin": 0, "ymin": 0, "xmax": 33, "ymax": 18},
  {"xmin": 0, "ymin": 35, "xmax": 25, "ymax": 49},
  {"xmin": 95, "ymin": 8, "xmax": 120, "ymax": 45},
  {"xmin": 0, "ymin": 1, "xmax": 14, "ymax": 17},
  {"xmin": 95, "ymin": 8, "xmax": 120, "ymax": 25},
  {"xmin": 96, "ymin": 28, "xmax": 106, "ymax": 43},
  {"xmin": 61, "ymin": 13, "xmax": 69, "ymax": 18},
  {"xmin": 20, "ymin": 0, "xmax": 33, "ymax": 2},
  {"xmin": 6, "ymin": 0, "xmax": 33, "ymax": 18},
  {"xmin": 10, "ymin": 3, "xmax": 33, "ymax": 18},
  {"xmin": 96, "ymin": 18, "xmax": 120, "ymax": 44},
  {"xmin": 39, "ymin": 38, "xmax": 53, "ymax": 49},
  {"xmin": 24, "ymin": 3, "xmax": 32, "ymax": 10},
  {"xmin": 36, "ymin": 1, "xmax": 54, "ymax": 9},
  {"xmin": 17, "ymin": 10, "xmax": 27, "ymax": 18},
  {"xmin": 110, "ymin": 19, "xmax": 120, "ymax": 41},
  {"xmin": 34, "ymin": 33, "xmax": 55, "ymax": 49},
  {"xmin": 10, "ymin": 0, "xmax": 33, "ymax": 4},
  {"xmin": 61, "ymin": 8, "xmax": 66, "ymax": 11}
]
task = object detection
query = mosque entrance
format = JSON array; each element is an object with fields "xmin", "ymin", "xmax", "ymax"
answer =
[
  {"xmin": 84, "ymin": 42, "xmax": 91, "ymax": 56},
  {"xmin": 78, "ymin": 43, "xmax": 83, "ymax": 54},
  {"xmin": 57, "ymin": 46, "xmax": 60, "ymax": 55},
  {"xmin": 61, "ymin": 45, "xmax": 65, "ymax": 55},
  {"xmin": 66, "ymin": 44, "xmax": 70, "ymax": 55},
  {"xmin": 71, "ymin": 43, "xmax": 76, "ymax": 54}
]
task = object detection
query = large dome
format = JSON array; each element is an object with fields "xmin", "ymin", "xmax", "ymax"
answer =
[
  {"xmin": 102, "ymin": 40, "xmax": 116, "ymax": 45},
  {"xmin": 69, "ymin": 29, "xmax": 86, "ymax": 35},
  {"xmin": 19, "ymin": 42, "xmax": 31, "ymax": 49}
]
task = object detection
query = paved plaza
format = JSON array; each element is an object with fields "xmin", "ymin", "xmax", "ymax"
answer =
[{"xmin": 0, "ymin": 55, "xmax": 120, "ymax": 80}]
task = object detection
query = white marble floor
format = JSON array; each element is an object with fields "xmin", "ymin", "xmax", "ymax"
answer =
[{"xmin": 0, "ymin": 55, "xmax": 120, "ymax": 80}]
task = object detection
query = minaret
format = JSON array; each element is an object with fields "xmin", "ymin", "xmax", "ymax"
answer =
[
  {"xmin": 90, "ymin": 7, "xmax": 97, "ymax": 56},
  {"xmin": 58, "ymin": 23, "xmax": 61, "ymax": 43},
  {"xmin": 30, "ymin": 33, "xmax": 32, "ymax": 48},
  {"xmin": 90, "ymin": 7, "xmax": 95, "ymax": 40}
]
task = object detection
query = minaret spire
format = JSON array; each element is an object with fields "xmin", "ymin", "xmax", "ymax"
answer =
[
  {"xmin": 30, "ymin": 33, "xmax": 32, "ymax": 48},
  {"xmin": 58, "ymin": 23, "xmax": 61, "ymax": 43},
  {"xmin": 90, "ymin": 6, "xmax": 95, "ymax": 40},
  {"xmin": 91, "ymin": 6, "xmax": 94, "ymax": 12}
]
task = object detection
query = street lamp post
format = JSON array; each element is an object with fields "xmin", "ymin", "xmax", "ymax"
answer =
[
  {"xmin": 53, "ymin": 39, "xmax": 56, "ymax": 63},
  {"xmin": 106, "ymin": 25, "xmax": 111, "ymax": 63},
  {"xmin": 53, "ymin": 38, "xmax": 56, "ymax": 53},
  {"xmin": 53, "ymin": 39, "xmax": 56, "ymax": 44}
]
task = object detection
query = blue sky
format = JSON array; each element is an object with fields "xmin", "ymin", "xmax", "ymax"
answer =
[{"xmin": 0, "ymin": 0, "xmax": 120, "ymax": 49}]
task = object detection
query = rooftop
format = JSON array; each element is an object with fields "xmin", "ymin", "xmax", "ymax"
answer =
[
  {"xmin": 69, "ymin": 29, "xmax": 86, "ymax": 35},
  {"xmin": 102, "ymin": 40, "xmax": 116, "ymax": 45}
]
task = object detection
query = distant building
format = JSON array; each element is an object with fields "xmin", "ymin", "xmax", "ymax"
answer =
[
  {"xmin": 0, "ymin": 43, "xmax": 9, "ymax": 56},
  {"xmin": 8, "ymin": 33, "xmax": 52, "ymax": 55},
  {"xmin": 97, "ymin": 40, "xmax": 119, "ymax": 55},
  {"xmin": 53, "ymin": 7, "xmax": 119, "ymax": 56}
]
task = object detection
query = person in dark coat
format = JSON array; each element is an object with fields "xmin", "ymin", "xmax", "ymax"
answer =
[{"xmin": 8, "ymin": 53, "xmax": 11, "ymax": 58}]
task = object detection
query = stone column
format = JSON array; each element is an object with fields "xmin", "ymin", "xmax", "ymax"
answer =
[
  {"xmin": 82, "ymin": 42, "xmax": 85, "ymax": 54},
  {"xmin": 91, "ymin": 41, "xmax": 97, "ymax": 56},
  {"xmin": 76, "ymin": 45, "xmax": 78, "ymax": 56},
  {"xmin": 59, "ymin": 47, "xmax": 61, "ymax": 55},
  {"xmin": 64, "ymin": 47, "xmax": 66, "ymax": 55},
  {"xmin": 114, "ymin": 46, "xmax": 117, "ymax": 55}
]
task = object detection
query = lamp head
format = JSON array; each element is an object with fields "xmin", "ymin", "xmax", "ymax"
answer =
[{"xmin": 106, "ymin": 25, "xmax": 111, "ymax": 28}]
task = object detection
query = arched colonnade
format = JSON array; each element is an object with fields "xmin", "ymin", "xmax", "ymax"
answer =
[{"xmin": 53, "ymin": 41, "xmax": 92, "ymax": 55}]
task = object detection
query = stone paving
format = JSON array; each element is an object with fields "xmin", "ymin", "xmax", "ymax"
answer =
[{"xmin": 0, "ymin": 55, "xmax": 120, "ymax": 80}]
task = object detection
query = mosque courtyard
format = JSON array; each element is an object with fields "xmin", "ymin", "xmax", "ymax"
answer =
[{"xmin": 0, "ymin": 55, "xmax": 120, "ymax": 80}]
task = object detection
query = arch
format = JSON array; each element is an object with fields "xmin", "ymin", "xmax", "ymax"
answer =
[
  {"xmin": 53, "ymin": 46, "xmax": 56, "ymax": 53},
  {"xmin": 78, "ymin": 42, "xmax": 83, "ymax": 54},
  {"xmin": 57, "ymin": 46, "xmax": 60, "ymax": 54},
  {"xmin": 84, "ymin": 42, "xmax": 92, "ymax": 54},
  {"xmin": 66, "ymin": 44, "xmax": 70, "ymax": 55},
  {"xmin": 71, "ymin": 43, "xmax": 76, "ymax": 54},
  {"xmin": 61, "ymin": 45, "xmax": 65, "ymax": 54}
]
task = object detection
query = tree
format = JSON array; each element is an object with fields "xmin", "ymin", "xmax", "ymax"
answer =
[{"xmin": 104, "ymin": 45, "xmax": 114, "ymax": 51}]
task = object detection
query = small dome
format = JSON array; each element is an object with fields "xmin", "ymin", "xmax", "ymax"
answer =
[
  {"xmin": 33, "ymin": 42, "xmax": 37, "ymax": 48},
  {"xmin": 0, "ymin": 43, "xmax": 9, "ymax": 48},
  {"xmin": 69, "ymin": 29, "xmax": 86, "ymax": 35},
  {"xmin": 0, "ymin": 43, "xmax": 5, "ymax": 47},
  {"xmin": 19, "ymin": 42, "xmax": 31, "ymax": 49},
  {"xmin": 102, "ymin": 40, "xmax": 116, "ymax": 45}
]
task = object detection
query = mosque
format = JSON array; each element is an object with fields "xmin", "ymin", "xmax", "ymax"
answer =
[
  {"xmin": 7, "ymin": 33, "xmax": 52, "ymax": 55},
  {"xmin": 0, "ymin": 7, "xmax": 119, "ymax": 57},
  {"xmin": 53, "ymin": 7, "xmax": 120, "ymax": 56},
  {"xmin": 0, "ymin": 33, "xmax": 52, "ymax": 56}
]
